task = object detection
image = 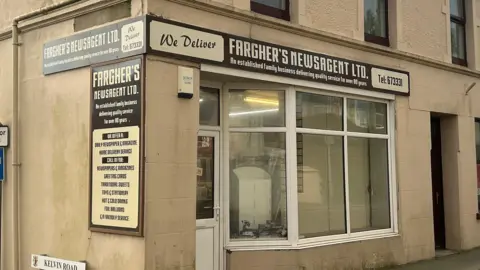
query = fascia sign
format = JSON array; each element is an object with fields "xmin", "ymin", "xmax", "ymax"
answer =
[
  {"xmin": 145, "ymin": 16, "xmax": 411, "ymax": 96},
  {"xmin": 42, "ymin": 15, "xmax": 411, "ymax": 96}
]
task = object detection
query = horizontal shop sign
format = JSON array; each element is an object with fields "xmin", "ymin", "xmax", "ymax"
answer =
[
  {"xmin": 31, "ymin": 254, "xmax": 86, "ymax": 270},
  {"xmin": 147, "ymin": 16, "xmax": 410, "ymax": 95},
  {"xmin": 43, "ymin": 16, "xmax": 146, "ymax": 75}
]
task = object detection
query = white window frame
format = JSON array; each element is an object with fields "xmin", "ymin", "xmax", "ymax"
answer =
[
  {"xmin": 222, "ymin": 83, "xmax": 293, "ymax": 249},
  {"xmin": 201, "ymin": 64, "xmax": 398, "ymax": 252}
]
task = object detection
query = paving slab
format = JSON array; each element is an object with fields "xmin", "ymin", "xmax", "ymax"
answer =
[{"xmin": 389, "ymin": 248, "xmax": 480, "ymax": 270}]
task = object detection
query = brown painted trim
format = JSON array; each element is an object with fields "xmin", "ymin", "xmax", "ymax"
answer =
[
  {"xmin": 364, "ymin": 0, "xmax": 389, "ymax": 47},
  {"xmin": 452, "ymin": 56, "xmax": 467, "ymax": 67},
  {"xmin": 364, "ymin": 33, "xmax": 389, "ymax": 47},
  {"xmin": 250, "ymin": 0, "xmax": 290, "ymax": 21},
  {"xmin": 163, "ymin": 0, "xmax": 480, "ymax": 79},
  {"xmin": 450, "ymin": 0, "xmax": 467, "ymax": 67},
  {"xmin": 477, "ymin": 213, "xmax": 480, "ymax": 220}
]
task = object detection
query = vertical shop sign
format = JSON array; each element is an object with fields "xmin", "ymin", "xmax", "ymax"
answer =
[{"xmin": 89, "ymin": 57, "xmax": 144, "ymax": 235}]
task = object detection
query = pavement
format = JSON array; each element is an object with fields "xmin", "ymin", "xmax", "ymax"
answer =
[{"xmin": 388, "ymin": 248, "xmax": 480, "ymax": 270}]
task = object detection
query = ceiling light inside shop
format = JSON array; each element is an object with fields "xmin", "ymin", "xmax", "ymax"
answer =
[
  {"xmin": 229, "ymin": 108, "xmax": 279, "ymax": 117},
  {"xmin": 244, "ymin": 96, "xmax": 279, "ymax": 106}
]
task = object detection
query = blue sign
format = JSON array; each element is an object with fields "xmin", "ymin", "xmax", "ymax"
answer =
[{"xmin": 0, "ymin": 147, "xmax": 5, "ymax": 181}]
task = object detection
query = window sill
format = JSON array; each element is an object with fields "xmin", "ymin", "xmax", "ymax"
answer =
[
  {"xmin": 364, "ymin": 34, "xmax": 390, "ymax": 47},
  {"xmin": 452, "ymin": 57, "xmax": 467, "ymax": 67},
  {"xmin": 225, "ymin": 232, "xmax": 400, "ymax": 252},
  {"xmin": 250, "ymin": 1, "xmax": 290, "ymax": 21}
]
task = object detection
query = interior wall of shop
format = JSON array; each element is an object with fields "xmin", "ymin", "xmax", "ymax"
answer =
[
  {"xmin": 0, "ymin": 1, "xmax": 147, "ymax": 269},
  {"xmin": 143, "ymin": 56, "xmax": 199, "ymax": 270},
  {"xmin": 148, "ymin": 0, "xmax": 480, "ymax": 268}
]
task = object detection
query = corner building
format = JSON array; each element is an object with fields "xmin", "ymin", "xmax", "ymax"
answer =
[{"xmin": 1, "ymin": 0, "xmax": 480, "ymax": 270}]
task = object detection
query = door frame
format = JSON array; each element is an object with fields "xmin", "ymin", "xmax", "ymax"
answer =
[{"xmin": 197, "ymin": 128, "xmax": 223, "ymax": 270}]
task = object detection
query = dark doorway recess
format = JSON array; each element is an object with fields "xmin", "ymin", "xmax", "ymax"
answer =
[{"xmin": 430, "ymin": 117, "xmax": 446, "ymax": 250}]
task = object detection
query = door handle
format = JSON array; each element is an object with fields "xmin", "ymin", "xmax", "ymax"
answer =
[{"xmin": 214, "ymin": 206, "xmax": 220, "ymax": 222}]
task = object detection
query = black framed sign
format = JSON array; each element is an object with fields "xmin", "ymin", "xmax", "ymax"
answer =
[
  {"xmin": 146, "ymin": 15, "xmax": 410, "ymax": 96},
  {"xmin": 88, "ymin": 56, "xmax": 145, "ymax": 236}
]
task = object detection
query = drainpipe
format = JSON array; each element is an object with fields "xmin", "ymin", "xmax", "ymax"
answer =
[
  {"xmin": 9, "ymin": 1, "xmax": 81, "ymax": 269},
  {"xmin": 11, "ymin": 19, "xmax": 19, "ymax": 270}
]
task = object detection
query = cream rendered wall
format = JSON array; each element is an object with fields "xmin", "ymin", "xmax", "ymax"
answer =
[
  {"xmin": 192, "ymin": 0, "xmax": 480, "ymax": 66},
  {"xmin": 147, "ymin": 1, "xmax": 480, "ymax": 267},
  {"xmin": 0, "ymin": 0, "xmax": 64, "ymax": 30},
  {"xmin": 0, "ymin": 0, "xmax": 145, "ymax": 30},
  {"xmin": 395, "ymin": 0, "xmax": 449, "ymax": 62},
  {"xmin": 0, "ymin": 32, "xmax": 14, "ymax": 270},
  {"xmin": 16, "ymin": 20, "xmax": 145, "ymax": 270},
  {"xmin": 228, "ymin": 237, "xmax": 405, "ymax": 270},
  {"xmin": 440, "ymin": 117, "xmax": 462, "ymax": 251},
  {"xmin": 0, "ymin": 1, "xmax": 147, "ymax": 269},
  {"xmin": 299, "ymin": 0, "xmax": 363, "ymax": 39},
  {"xmin": 143, "ymin": 57, "xmax": 199, "ymax": 270}
]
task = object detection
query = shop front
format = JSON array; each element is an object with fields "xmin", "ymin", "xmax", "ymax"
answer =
[
  {"xmin": 143, "ymin": 16, "xmax": 409, "ymax": 270},
  {"xmin": 35, "ymin": 13, "xmax": 412, "ymax": 270},
  {"xmin": 194, "ymin": 72, "xmax": 402, "ymax": 270}
]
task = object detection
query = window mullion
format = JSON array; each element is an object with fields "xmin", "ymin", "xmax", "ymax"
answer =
[
  {"xmin": 387, "ymin": 101, "xmax": 397, "ymax": 233},
  {"xmin": 287, "ymin": 86, "xmax": 299, "ymax": 246},
  {"xmin": 343, "ymin": 97, "xmax": 351, "ymax": 235}
]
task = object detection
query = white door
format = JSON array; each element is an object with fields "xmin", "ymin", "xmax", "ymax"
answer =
[{"xmin": 196, "ymin": 131, "xmax": 220, "ymax": 270}]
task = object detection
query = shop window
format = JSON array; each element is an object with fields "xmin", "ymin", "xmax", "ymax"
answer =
[
  {"xmin": 200, "ymin": 87, "xmax": 220, "ymax": 126},
  {"xmin": 297, "ymin": 133, "xmax": 346, "ymax": 238},
  {"xmin": 450, "ymin": 0, "xmax": 467, "ymax": 66},
  {"xmin": 475, "ymin": 120, "xmax": 480, "ymax": 215},
  {"xmin": 364, "ymin": 0, "xmax": 389, "ymax": 46},
  {"xmin": 347, "ymin": 99, "xmax": 387, "ymax": 134},
  {"xmin": 296, "ymin": 93, "xmax": 346, "ymax": 238},
  {"xmin": 228, "ymin": 89, "xmax": 288, "ymax": 240},
  {"xmin": 223, "ymin": 86, "xmax": 395, "ymax": 248},
  {"xmin": 296, "ymin": 92, "xmax": 391, "ymax": 240},
  {"xmin": 251, "ymin": 0, "xmax": 290, "ymax": 21},
  {"xmin": 348, "ymin": 137, "xmax": 390, "ymax": 232},
  {"xmin": 228, "ymin": 89, "xmax": 285, "ymax": 128}
]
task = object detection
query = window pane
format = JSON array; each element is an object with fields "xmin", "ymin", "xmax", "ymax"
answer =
[
  {"xmin": 348, "ymin": 137, "xmax": 390, "ymax": 232},
  {"xmin": 229, "ymin": 89, "xmax": 285, "ymax": 128},
  {"xmin": 252, "ymin": 0, "xmax": 286, "ymax": 10},
  {"xmin": 347, "ymin": 99, "xmax": 387, "ymax": 134},
  {"xmin": 296, "ymin": 92, "xmax": 343, "ymax": 131},
  {"xmin": 475, "ymin": 121, "xmax": 480, "ymax": 212},
  {"xmin": 197, "ymin": 136, "xmax": 215, "ymax": 219},
  {"xmin": 200, "ymin": 88, "xmax": 220, "ymax": 126},
  {"xmin": 229, "ymin": 132, "xmax": 287, "ymax": 240},
  {"xmin": 297, "ymin": 134, "xmax": 346, "ymax": 238},
  {"xmin": 450, "ymin": 0, "xmax": 464, "ymax": 18},
  {"xmin": 451, "ymin": 22, "xmax": 466, "ymax": 60},
  {"xmin": 364, "ymin": 0, "xmax": 388, "ymax": 38}
]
